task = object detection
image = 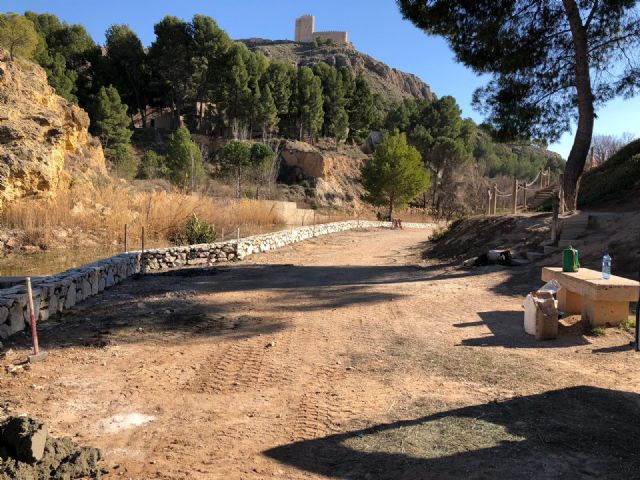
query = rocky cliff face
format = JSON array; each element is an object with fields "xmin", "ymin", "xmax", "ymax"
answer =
[
  {"xmin": 242, "ymin": 40, "xmax": 434, "ymax": 103},
  {"xmin": 0, "ymin": 51, "xmax": 106, "ymax": 206},
  {"xmin": 279, "ymin": 140, "xmax": 366, "ymax": 209}
]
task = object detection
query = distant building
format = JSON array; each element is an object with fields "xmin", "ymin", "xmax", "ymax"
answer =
[{"xmin": 294, "ymin": 15, "xmax": 350, "ymax": 46}]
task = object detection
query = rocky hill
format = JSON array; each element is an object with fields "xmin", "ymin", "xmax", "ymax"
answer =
[
  {"xmin": 242, "ymin": 39, "xmax": 434, "ymax": 104},
  {"xmin": 0, "ymin": 50, "xmax": 106, "ymax": 206}
]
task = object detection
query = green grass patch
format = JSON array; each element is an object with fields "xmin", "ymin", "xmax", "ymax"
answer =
[
  {"xmin": 587, "ymin": 326, "xmax": 607, "ymax": 337},
  {"xmin": 619, "ymin": 317, "xmax": 636, "ymax": 333}
]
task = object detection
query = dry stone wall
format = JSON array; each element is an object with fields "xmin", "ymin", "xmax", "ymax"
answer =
[
  {"xmin": 0, "ymin": 254, "xmax": 140, "ymax": 340},
  {"xmin": 0, "ymin": 221, "xmax": 432, "ymax": 339}
]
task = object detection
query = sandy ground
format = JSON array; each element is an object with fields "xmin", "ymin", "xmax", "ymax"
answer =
[{"xmin": 2, "ymin": 228, "xmax": 640, "ymax": 479}]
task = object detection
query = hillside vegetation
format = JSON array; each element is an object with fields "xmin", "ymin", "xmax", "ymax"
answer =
[
  {"xmin": 578, "ymin": 138, "xmax": 640, "ymax": 208},
  {"xmin": 242, "ymin": 39, "xmax": 434, "ymax": 104}
]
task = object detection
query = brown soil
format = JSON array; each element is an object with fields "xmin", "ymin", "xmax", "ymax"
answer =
[{"xmin": 2, "ymin": 229, "xmax": 640, "ymax": 479}]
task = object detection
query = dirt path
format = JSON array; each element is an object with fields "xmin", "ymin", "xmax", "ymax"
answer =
[{"xmin": 2, "ymin": 228, "xmax": 640, "ymax": 479}]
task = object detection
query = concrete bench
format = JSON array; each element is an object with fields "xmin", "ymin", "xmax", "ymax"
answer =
[{"xmin": 541, "ymin": 267, "xmax": 639, "ymax": 326}]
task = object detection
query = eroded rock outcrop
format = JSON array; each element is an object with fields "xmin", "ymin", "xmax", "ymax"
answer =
[
  {"xmin": 0, "ymin": 50, "xmax": 106, "ymax": 206},
  {"xmin": 279, "ymin": 140, "xmax": 366, "ymax": 209}
]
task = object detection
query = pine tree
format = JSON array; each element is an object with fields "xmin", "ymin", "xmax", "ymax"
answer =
[
  {"xmin": 349, "ymin": 76, "xmax": 374, "ymax": 142},
  {"xmin": 104, "ymin": 24, "xmax": 149, "ymax": 126},
  {"xmin": 296, "ymin": 67, "xmax": 324, "ymax": 141},
  {"xmin": 92, "ymin": 85, "xmax": 134, "ymax": 177},
  {"xmin": 258, "ymin": 84, "xmax": 279, "ymax": 138},
  {"xmin": 397, "ymin": 0, "xmax": 640, "ymax": 209},
  {"xmin": 361, "ymin": 132, "xmax": 431, "ymax": 219},
  {"xmin": 93, "ymin": 85, "xmax": 132, "ymax": 148},
  {"xmin": 165, "ymin": 126, "xmax": 205, "ymax": 190},
  {"xmin": 219, "ymin": 140, "xmax": 252, "ymax": 198},
  {"xmin": 225, "ymin": 45, "xmax": 251, "ymax": 138},
  {"xmin": 0, "ymin": 14, "xmax": 39, "ymax": 61}
]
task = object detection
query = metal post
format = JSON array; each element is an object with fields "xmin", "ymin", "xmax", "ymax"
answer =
[
  {"xmin": 124, "ymin": 224, "xmax": 128, "ymax": 253},
  {"xmin": 512, "ymin": 178, "xmax": 518, "ymax": 214},
  {"xmin": 492, "ymin": 184, "xmax": 498, "ymax": 215},
  {"xmin": 26, "ymin": 277, "xmax": 39, "ymax": 356}
]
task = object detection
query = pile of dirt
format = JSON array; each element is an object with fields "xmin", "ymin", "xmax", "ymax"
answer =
[{"xmin": 0, "ymin": 416, "xmax": 101, "ymax": 480}]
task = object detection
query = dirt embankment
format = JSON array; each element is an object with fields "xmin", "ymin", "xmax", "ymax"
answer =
[
  {"xmin": 427, "ymin": 211, "xmax": 640, "ymax": 280},
  {"xmin": 428, "ymin": 214, "xmax": 552, "ymax": 261}
]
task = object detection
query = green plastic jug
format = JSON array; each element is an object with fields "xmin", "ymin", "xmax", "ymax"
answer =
[{"xmin": 562, "ymin": 246, "xmax": 580, "ymax": 272}]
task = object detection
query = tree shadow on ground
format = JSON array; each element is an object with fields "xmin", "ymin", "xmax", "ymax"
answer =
[
  {"xmin": 265, "ymin": 386, "xmax": 640, "ymax": 479},
  {"xmin": 455, "ymin": 311, "xmax": 592, "ymax": 348},
  {"xmin": 4, "ymin": 263, "xmax": 429, "ymax": 351}
]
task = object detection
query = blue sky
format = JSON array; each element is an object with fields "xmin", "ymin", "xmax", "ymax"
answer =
[{"xmin": 3, "ymin": 0, "xmax": 639, "ymax": 158}]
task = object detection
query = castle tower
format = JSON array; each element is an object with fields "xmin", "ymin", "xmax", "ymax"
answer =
[{"xmin": 295, "ymin": 15, "xmax": 315, "ymax": 43}]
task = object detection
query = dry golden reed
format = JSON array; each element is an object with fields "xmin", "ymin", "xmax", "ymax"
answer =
[{"xmin": 1, "ymin": 183, "xmax": 285, "ymax": 248}]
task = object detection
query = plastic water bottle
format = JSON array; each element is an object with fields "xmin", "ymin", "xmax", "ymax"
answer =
[{"xmin": 602, "ymin": 252, "xmax": 611, "ymax": 280}]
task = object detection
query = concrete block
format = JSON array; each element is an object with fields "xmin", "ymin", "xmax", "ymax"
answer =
[{"xmin": 582, "ymin": 298, "xmax": 630, "ymax": 327}]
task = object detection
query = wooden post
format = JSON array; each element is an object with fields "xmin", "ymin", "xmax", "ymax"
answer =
[
  {"xmin": 512, "ymin": 178, "xmax": 518, "ymax": 214},
  {"xmin": 551, "ymin": 192, "xmax": 560, "ymax": 244},
  {"xmin": 491, "ymin": 184, "xmax": 498, "ymax": 214},
  {"xmin": 141, "ymin": 227, "xmax": 145, "ymax": 255},
  {"xmin": 487, "ymin": 189, "xmax": 492, "ymax": 215},
  {"xmin": 559, "ymin": 174, "xmax": 565, "ymax": 215},
  {"xmin": 237, "ymin": 227, "xmax": 240, "ymax": 242},
  {"xmin": 124, "ymin": 224, "xmax": 128, "ymax": 253},
  {"xmin": 522, "ymin": 183, "xmax": 528, "ymax": 211},
  {"xmin": 539, "ymin": 168, "xmax": 544, "ymax": 190}
]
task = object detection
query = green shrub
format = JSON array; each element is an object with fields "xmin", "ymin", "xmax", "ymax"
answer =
[
  {"xmin": 185, "ymin": 213, "xmax": 216, "ymax": 245},
  {"xmin": 109, "ymin": 144, "xmax": 136, "ymax": 179},
  {"xmin": 170, "ymin": 213, "xmax": 217, "ymax": 246},
  {"xmin": 578, "ymin": 138, "xmax": 640, "ymax": 207},
  {"xmin": 619, "ymin": 317, "xmax": 636, "ymax": 333},
  {"xmin": 587, "ymin": 326, "xmax": 607, "ymax": 337},
  {"xmin": 136, "ymin": 150, "xmax": 167, "ymax": 179}
]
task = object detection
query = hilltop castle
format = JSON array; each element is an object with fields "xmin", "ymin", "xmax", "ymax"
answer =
[{"xmin": 294, "ymin": 15, "xmax": 350, "ymax": 46}]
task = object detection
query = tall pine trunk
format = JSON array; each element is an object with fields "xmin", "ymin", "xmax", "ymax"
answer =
[{"xmin": 562, "ymin": 0, "xmax": 595, "ymax": 211}]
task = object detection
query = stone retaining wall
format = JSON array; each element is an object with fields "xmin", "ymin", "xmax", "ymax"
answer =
[
  {"xmin": 0, "ymin": 221, "xmax": 432, "ymax": 339},
  {"xmin": 0, "ymin": 254, "xmax": 140, "ymax": 339}
]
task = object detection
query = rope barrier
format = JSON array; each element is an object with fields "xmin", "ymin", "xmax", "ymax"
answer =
[{"xmin": 525, "ymin": 170, "xmax": 542, "ymax": 187}]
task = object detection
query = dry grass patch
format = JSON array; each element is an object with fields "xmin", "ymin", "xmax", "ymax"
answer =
[{"xmin": 1, "ymin": 183, "xmax": 285, "ymax": 248}]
